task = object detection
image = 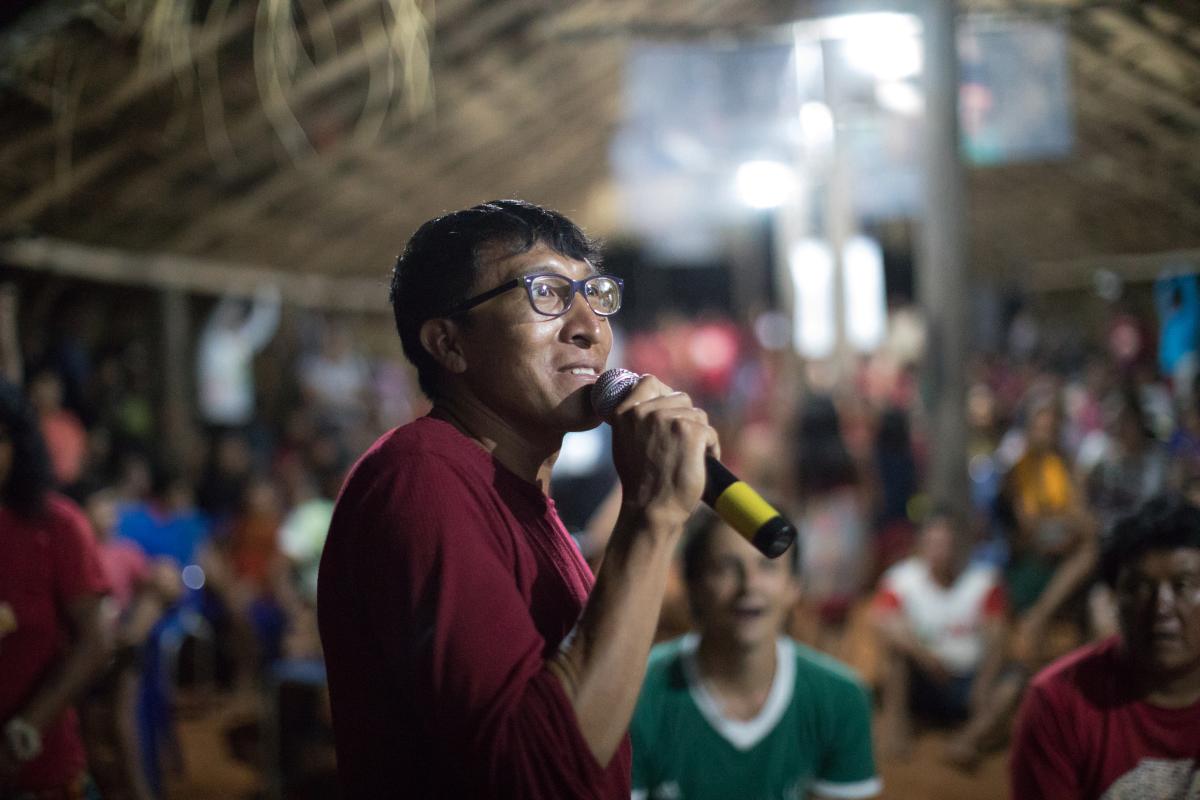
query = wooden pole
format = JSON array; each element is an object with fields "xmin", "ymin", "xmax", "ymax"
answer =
[{"xmin": 917, "ymin": 0, "xmax": 970, "ymax": 517}]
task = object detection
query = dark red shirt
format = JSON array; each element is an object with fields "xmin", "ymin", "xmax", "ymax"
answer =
[
  {"xmin": 0, "ymin": 494, "xmax": 110, "ymax": 791},
  {"xmin": 1011, "ymin": 636, "xmax": 1200, "ymax": 799},
  {"xmin": 318, "ymin": 416, "xmax": 632, "ymax": 799}
]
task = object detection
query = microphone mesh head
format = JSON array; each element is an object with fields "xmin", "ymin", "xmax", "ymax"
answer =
[{"xmin": 591, "ymin": 368, "xmax": 639, "ymax": 421}]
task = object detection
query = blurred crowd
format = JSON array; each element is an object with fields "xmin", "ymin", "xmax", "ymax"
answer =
[
  {"xmin": 0, "ymin": 282, "xmax": 425, "ymax": 799},
  {"xmin": 3, "ymin": 267, "xmax": 1200, "ymax": 798}
]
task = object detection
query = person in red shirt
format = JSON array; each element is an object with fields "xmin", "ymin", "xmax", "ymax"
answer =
[
  {"xmin": 318, "ymin": 200, "xmax": 719, "ymax": 799},
  {"xmin": 0, "ymin": 379, "xmax": 113, "ymax": 798},
  {"xmin": 1011, "ymin": 493, "xmax": 1200, "ymax": 798}
]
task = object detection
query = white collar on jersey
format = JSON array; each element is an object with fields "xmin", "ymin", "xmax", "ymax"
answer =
[{"xmin": 679, "ymin": 633, "xmax": 794, "ymax": 751}]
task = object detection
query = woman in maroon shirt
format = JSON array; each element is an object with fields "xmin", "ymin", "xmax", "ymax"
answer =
[{"xmin": 0, "ymin": 378, "xmax": 112, "ymax": 799}]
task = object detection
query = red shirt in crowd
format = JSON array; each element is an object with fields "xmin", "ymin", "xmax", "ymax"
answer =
[
  {"xmin": 1011, "ymin": 636, "xmax": 1200, "ymax": 799},
  {"xmin": 318, "ymin": 416, "xmax": 632, "ymax": 799},
  {"xmin": 0, "ymin": 494, "xmax": 110, "ymax": 791}
]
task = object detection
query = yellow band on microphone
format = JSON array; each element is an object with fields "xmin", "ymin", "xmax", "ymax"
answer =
[{"xmin": 713, "ymin": 481, "xmax": 779, "ymax": 538}]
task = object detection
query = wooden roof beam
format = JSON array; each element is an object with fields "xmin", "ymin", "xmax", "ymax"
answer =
[
  {"xmin": 0, "ymin": 235, "xmax": 389, "ymax": 311},
  {"xmin": 107, "ymin": 0, "xmax": 535, "ymax": 249},
  {"xmin": 161, "ymin": 10, "xmax": 567, "ymax": 255}
]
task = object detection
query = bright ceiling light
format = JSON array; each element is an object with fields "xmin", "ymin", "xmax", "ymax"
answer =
[
  {"xmin": 734, "ymin": 160, "xmax": 796, "ymax": 209},
  {"xmin": 837, "ymin": 13, "xmax": 923, "ymax": 81},
  {"xmin": 799, "ymin": 101, "xmax": 835, "ymax": 150},
  {"xmin": 875, "ymin": 80, "xmax": 924, "ymax": 116}
]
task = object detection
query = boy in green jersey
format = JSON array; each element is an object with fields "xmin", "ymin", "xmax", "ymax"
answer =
[{"xmin": 631, "ymin": 512, "xmax": 881, "ymax": 800}]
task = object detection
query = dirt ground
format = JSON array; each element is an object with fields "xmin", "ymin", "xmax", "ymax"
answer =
[{"xmin": 164, "ymin": 689, "xmax": 1012, "ymax": 800}]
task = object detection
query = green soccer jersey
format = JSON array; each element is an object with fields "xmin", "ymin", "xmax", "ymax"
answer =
[{"xmin": 631, "ymin": 635, "xmax": 881, "ymax": 800}]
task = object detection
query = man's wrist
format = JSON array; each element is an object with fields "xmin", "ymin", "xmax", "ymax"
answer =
[
  {"xmin": 4, "ymin": 717, "xmax": 42, "ymax": 763},
  {"xmin": 614, "ymin": 502, "xmax": 688, "ymax": 543}
]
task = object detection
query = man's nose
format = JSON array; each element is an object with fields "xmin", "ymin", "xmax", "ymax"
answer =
[
  {"xmin": 1155, "ymin": 582, "xmax": 1178, "ymax": 614},
  {"xmin": 562, "ymin": 291, "xmax": 604, "ymax": 343}
]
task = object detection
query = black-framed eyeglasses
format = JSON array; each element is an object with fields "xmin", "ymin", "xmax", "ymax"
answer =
[{"xmin": 440, "ymin": 272, "xmax": 624, "ymax": 319}]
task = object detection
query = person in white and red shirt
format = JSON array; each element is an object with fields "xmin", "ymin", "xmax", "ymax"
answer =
[
  {"xmin": 873, "ymin": 508, "xmax": 1022, "ymax": 768},
  {"xmin": 1011, "ymin": 494, "xmax": 1200, "ymax": 799}
]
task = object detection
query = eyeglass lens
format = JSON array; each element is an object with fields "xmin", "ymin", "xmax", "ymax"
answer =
[{"xmin": 529, "ymin": 275, "xmax": 621, "ymax": 316}]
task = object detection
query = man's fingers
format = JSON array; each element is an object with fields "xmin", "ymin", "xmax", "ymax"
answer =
[
  {"xmin": 622, "ymin": 393, "xmax": 701, "ymax": 423},
  {"xmin": 611, "ymin": 373, "xmax": 685, "ymax": 410},
  {"xmin": 706, "ymin": 425, "xmax": 721, "ymax": 462}
]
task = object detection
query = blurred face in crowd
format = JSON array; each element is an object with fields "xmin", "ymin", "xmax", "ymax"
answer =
[
  {"xmin": 216, "ymin": 434, "xmax": 252, "ymax": 476},
  {"xmin": 86, "ymin": 490, "xmax": 119, "ymax": 542},
  {"xmin": 439, "ymin": 240, "xmax": 612, "ymax": 441},
  {"xmin": 245, "ymin": 477, "xmax": 280, "ymax": 516},
  {"xmin": 1027, "ymin": 405, "xmax": 1058, "ymax": 451},
  {"xmin": 29, "ymin": 372, "xmax": 63, "ymax": 414},
  {"xmin": 690, "ymin": 523, "xmax": 799, "ymax": 652},
  {"xmin": 919, "ymin": 516, "xmax": 963, "ymax": 586},
  {"xmin": 1116, "ymin": 547, "xmax": 1200, "ymax": 681},
  {"xmin": 165, "ymin": 479, "xmax": 195, "ymax": 512},
  {"xmin": 119, "ymin": 454, "xmax": 152, "ymax": 501},
  {"xmin": 967, "ymin": 383, "xmax": 996, "ymax": 434}
]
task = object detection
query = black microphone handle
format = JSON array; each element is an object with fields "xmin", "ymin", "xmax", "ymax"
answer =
[
  {"xmin": 701, "ymin": 455, "xmax": 797, "ymax": 559},
  {"xmin": 590, "ymin": 367, "xmax": 795, "ymax": 559}
]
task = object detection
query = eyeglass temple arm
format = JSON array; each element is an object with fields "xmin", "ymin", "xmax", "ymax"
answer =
[{"xmin": 439, "ymin": 278, "xmax": 522, "ymax": 317}]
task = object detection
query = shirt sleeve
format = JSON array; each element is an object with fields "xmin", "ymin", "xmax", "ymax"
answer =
[
  {"xmin": 354, "ymin": 454, "xmax": 610, "ymax": 799},
  {"xmin": 812, "ymin": 677, "xmax": 881, "ymax": 799},
  {"xmin": 49, "ymin": 496, "xmax": 110, "ymax": 606},
  {"xmin": 1010, "ymin": 680, "xmax": 1081, "ymax": 800},
  {"xmin": 871, "ymin": 587, "xmax": 901, "ymax": 615}
]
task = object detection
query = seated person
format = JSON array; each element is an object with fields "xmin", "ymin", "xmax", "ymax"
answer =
[
  {"xmin": 872, "ymin": 508, "xmax": 1021, "ymax": 768},
  {"xmin": 1010, "ymin": 494, "xmax": 1200, "ymax": 798},
  {"xmin": 631, "ymin": 511, "xmax": 880, "ymax": 800},
  {"xmin": 1001, "ymin": 395, "xmax": 1098, "ymax": 664},
  {"xmin": 80, "ymin": 485, "xmax": 182, "ymax": 800}
]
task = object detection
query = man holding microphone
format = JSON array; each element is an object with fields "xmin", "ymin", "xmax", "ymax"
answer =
[{"xmin": 318, "ymin": 199, "xmax": 721, "ymax": 798}]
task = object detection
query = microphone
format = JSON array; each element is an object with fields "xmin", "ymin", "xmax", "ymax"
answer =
[{"xmin": 591, "ymin": 368, "xmax": 797, "ymax": 559}]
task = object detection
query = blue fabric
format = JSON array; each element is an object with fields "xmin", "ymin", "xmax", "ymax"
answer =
[
  {"xmin": 1155, "ymin": 273, "xmax": 1200, "ymax": 375},
  {"xmin": 116, "ymin": 503, "xmax": 211, "ymax": 566},
  {"xmin": 247, "ymin": 597, "xmax": 287, "ymax": 667},
  {"xmin": 137, "ymin": 613, "xmax": 175, "ymax": 798},
  {"xmin": 269, "ymin": 658, "xmax": 327, "ymax": 686}
]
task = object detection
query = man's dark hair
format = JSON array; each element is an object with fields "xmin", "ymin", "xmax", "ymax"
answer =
[
  {"xmin": 1101, "ymin": 494, "xmax": 1200, "ymax": 587},
  {"xmin": 388, "ymin": 199, "xmax": 602, "ymax": 398},
  {"xmin": 681, "ymin": 508, "xmax": 802, "ymax": 591},
  {"xmin": 0, "ymin": 377, "xmax": 55, "ymax": 518}
]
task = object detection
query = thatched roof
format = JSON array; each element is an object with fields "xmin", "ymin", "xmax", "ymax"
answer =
[{"xmin": 2, "ymin": 0, "xmax": 1199, "ymax": 306}]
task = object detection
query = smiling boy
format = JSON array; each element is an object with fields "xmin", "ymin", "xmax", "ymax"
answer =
[{"xmin": 631, "ymin": 511, "xmax": 880, "ymax": 800}]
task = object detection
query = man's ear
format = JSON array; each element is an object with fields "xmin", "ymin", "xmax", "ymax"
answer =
[{"xmin": 419, "ymin": 318, "xmax": 468, "ymax": 375}]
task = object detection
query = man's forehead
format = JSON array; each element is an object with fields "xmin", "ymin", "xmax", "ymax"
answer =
[{"xmin": 477, "ymin": 240, "xmax": 594, "ymax": 279}]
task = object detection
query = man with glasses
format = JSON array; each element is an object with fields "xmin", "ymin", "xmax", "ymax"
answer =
[
  {"xmin": 318, "ymin": 200, "xmax": 719, "ymax": 799},
  {"xmin": 1010, "ymin": 494, "xmax": 1200, "ymax": 799}
]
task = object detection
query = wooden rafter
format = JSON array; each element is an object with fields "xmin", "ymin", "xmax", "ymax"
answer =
[{"xmin": 0, "ymin": 235, "xmax": 389, "ymax": 311}]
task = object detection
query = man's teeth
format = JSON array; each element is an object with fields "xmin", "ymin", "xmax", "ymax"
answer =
[{"xmin": 569, "ymin": 368, "xmax": 596, "ymax": 375}]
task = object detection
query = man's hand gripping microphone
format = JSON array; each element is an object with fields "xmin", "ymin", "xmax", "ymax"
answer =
[{"xmin": 591, "ymin": 368, "xmax": 797, "ymax": 559}]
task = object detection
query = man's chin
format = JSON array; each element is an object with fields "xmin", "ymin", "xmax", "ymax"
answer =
[{"xmin": 557, "ymin": 390, "xmax": 603, "ymax": 431}]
